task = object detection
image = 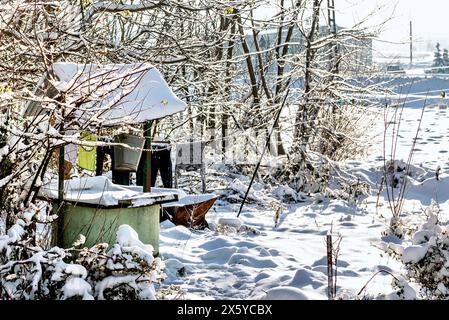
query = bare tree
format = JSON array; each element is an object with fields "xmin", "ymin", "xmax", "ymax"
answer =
[{"xmin": 0, "ymin": 0, "xmax": 392, "ymax": 233}]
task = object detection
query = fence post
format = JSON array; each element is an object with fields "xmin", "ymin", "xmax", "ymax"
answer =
[{"xmin": 327, "ymin": 233, "xmax": 334, "ymax": 300}]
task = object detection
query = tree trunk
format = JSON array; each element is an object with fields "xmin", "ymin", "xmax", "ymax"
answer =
[{"xmin": 292, "ymin": 0, "xmax": 321, "ymax": 158}]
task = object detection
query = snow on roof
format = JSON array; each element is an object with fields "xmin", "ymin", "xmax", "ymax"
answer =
[
  {"xmin": 39, "ymin": 176, "xmax": 178, "ymax": 207},
  {"xmin": 24, "ymin": 62, "xmax": 187, "ymax": 126}
]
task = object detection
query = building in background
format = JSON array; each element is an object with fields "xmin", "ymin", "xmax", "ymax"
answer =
[{"xmin": 237, "ymin": 24, "xmax": 373, "ymax": 79}]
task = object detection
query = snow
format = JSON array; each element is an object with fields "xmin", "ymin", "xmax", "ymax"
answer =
[
  {"xmin": 116, "ymin": 224, "xmax": 155, "ymax": 262},
  {"xmin": 156, "ymin": 85, "xmax": 449, "ymax": 299},
  {"xmin": 148, "ymin": 187, "xmax": 218, "ymax": 208},
  {"xmin": 217, "ymin": 217, "xmax": 243, "ymax": 228},
  {"xmin": 62, "ymin": 277, "xmax": 94, "ymax": 300},
  {"xmin": 402, "ymin": 245, "xmax": 429, "ymax": 264},
  {"xmin": 385, "ymin": 276, "xmax": 417, "ymax": 300},
  {"xmin": 260, "ymin": 287, "xmax": 309, "ymax": 300},
  {"xmin": 0, "ymin": 174, "xmax": 12, "ymax": 188},
  {"xmin": 39, "ymin": 176, "xmax": 218, "ymax": 209},
  {"xmin": 39, "ymin": 176, "xmax": 177, "ymax": 207},
  {"xmin": 271, "ymin": 185, "xmax": 304, "ymax": 202},
  {"xmin": 374, "ymin": 51, "xmax": 434, "ymax": 68},
  {"xmin": 51, "ymin": 261, "xmax": 88, "ymax": 281},
  {"xmin": 163, "ymin": 194, "xmax": 218, "ymax": 208},
  {"xmin": 117, "ymin": 224, "xmax": 146, "ymax": 248},
  {"xmin": 0, "ymin": 145, "xmax": 8, "ymax": 162},
  {"xmin": 412, "ymin": 230, "xmax": 434, "ymax": 245},
  {"xmin": 24, "ymin": 63, "xmax": 187, "ymax": 126},
  {"xmin": 369, "ymin": 75, "xmax": 449, "ymax": 110},
  {"xmin": 6, "ymin": 219, "xmax": 25, "ymax": 242},
  {"xmin": 8, "ymin": 66, "xmax": 449, "ymax": 299},
  {"xmin": 437, "ymin": 283, "xmax": 448, "ymax": 296},
  {"xmin": 95, "ymin": 275, "xmax": 139, "ymax": 300}
]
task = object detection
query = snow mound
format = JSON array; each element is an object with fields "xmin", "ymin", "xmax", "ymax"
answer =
[
  {"xmin": 412, "ymin": 230, "xmax": 434, "ymax": 245},
  {"xmin": 201, "ymin": 246, "xmax": 239, "ymax": 264},
  {"xmin": 218, "ymin": 217, "xmax": 243, "ymax": 228},
  {"xmin": 289, "ymin": 268, "xmax": 327, "ymax": 289},
  {"xmin": 227, "ymin": 252, "xmax": 278, "ymax": 268},
  {"xmin": 116, "ymin": 225, "xmax": 154, "ymax": 264},
  {"xmin": 117, "ymin": 225, "xmax": 150, "ymax": 249},
  {"xmin": 312, "ymin": 256, "xmax": 350, "ymax": 268},
  {"xmin": 160, "ymin": 220, "xmax": 176, "ymax": 230},
  {"xmin": 161, "ymin": 225, "xmax": 193, "ymax": 241},
  {"xmin": 402, "ymin": 245, "xmax": 428, "ymax": 264},
  {"xmin": 271, "ymin": 185, "xmax": 303, "ymax": 202},
  {"xmin": 51, "ymin": 261, "xmax": 88, "ymax": 281},
  {"xmin": 62, "ymin": 277, "xmax": 94, "ymax": 300},
  {"xmin": 160, "ymin": 258, "xmax": 187, "ymax": 282},
  {"xmin": 261, "ymin": 287, "xmax": 309, "ymax": 300}
]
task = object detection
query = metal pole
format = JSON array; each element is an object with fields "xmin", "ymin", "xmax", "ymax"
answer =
[
  {"xmin": 410, "ymin": 21, "xmax": 413, "ymax": 68},
  {"xmin": 237, "ymin": 89, "xmax": 290, "ymax": 218},
  {"xmin": 327, "ymin": 0, "xmax": 339, "ymax": 74}
]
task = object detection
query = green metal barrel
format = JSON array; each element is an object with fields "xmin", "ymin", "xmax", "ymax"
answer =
[{"xmin": 61, "ymin": 203, "xmax": 160, "ymax": 255}]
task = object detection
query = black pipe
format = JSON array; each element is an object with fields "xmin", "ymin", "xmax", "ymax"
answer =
[{"xmin": 237, "ymin": 89, "xmax": 290, "ymax": 218}]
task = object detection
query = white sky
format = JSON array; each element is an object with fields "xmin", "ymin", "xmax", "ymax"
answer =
[
  {"xmin": 257, "ymin": 0, "xmax": 446, "ymax": 54},
  {"xmin": 337, "ymin": 0, "xmax": 447, "ymax": 53}
]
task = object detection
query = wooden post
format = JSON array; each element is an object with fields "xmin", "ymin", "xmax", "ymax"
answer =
[
  {"xmin": 55, "ymin": 143, "xmax": 66, "ymax": 247},
  {"xmin": 327, "ymin": 233, "xmax": 334, "ymax": 300},
  {"xmin": 53, "ymin": 100, "xmax": 67, "ymax": 247},
  {"xmin": 58, "ymin": 145, "xmax": 65, "ymax": 202},
  {"xmin": 143, "ymin": 121, "xmax": 153, "ymax": 193}
]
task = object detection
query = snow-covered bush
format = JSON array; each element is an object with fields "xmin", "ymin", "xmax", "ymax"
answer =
[
  {"xmin": 400, "ymin": 201, "xmax": 449, "ymax": 299},
  {"xmin": 384, "ymin": 160, "xmax": 408, "ymax": 189},
  {"xmin": 384, "ymin": 201, "xmax": 449, "ymax": 299},
  {"xmin": 380, "ymin": 275, "xmax": 418, "ymax": 300},
  {"xmin": 213, "ymin": 217, "xmax": 260, "ymax": 236},
  {"xmin": 336, "ymin": 275, "xmax": 417, "ymax": 300},
  {"xmin": 381, "ymin": 160, "xmax": 423, "ymax": 240},
  {"xmin": 271, "ymin": 185, "xmax": 305, "ymax": 203},
  {"xmin": 0, "ymin": 207, "xmax": 165, "ymax": 300},
  {"xmin": 382, "ymin": 215, "xmax": 406, "ymax": 240}
]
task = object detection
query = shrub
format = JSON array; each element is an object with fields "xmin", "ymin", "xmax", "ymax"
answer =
[{"xmin": 0, "ymin": 206, "xmax": 165, "ymax": 300}]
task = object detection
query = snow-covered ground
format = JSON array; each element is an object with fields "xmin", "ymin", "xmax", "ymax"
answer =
[
  {"xmin": 159, "ymin": 100, "xmax": 449, "ymax": 300},
  {"xmin": 374, "ymin": 50, "xmax": 434, "ymax": 68}
]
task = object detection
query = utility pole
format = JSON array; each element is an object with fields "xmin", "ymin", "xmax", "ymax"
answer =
[
  {"xmin": 327, "ymin": 0, "xmax": 337, "ymax": 36},
  {"xmin": 327, "ymin": 0, "xmax": 339, "ymax": 74},
  {"xmin": 410, "ymin": 20, "xmax": 413, "ymax": 68}
]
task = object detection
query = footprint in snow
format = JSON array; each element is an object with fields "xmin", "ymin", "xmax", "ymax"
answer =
[
  {"xmin": 296, "ymin": 229, "xmax": 322, "ymax": 235},
  {"xmin": 337, "ymin": 269, "xmax": 359, "ymax": 277},
  {"xmin": 312, "ymin": 256, "xmax": 349, "ymax": 268},
  {"xmin": 254, "ymin": 272, "xmax": 271, "ymax": 282},
  {"xmin": 339, "ymin": 222, "xmax": 357, "ymax": 228}
]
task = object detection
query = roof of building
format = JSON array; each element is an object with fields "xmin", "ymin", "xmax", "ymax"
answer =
[{"xmin": 24, "ymin": 63, "xmax": 187, "ymax": 126}]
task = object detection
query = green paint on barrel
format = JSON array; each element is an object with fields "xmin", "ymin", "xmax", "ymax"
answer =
[{"xmin": 62, "ymin": 203, "xmax": 160, "ymax": 255}]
